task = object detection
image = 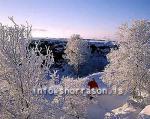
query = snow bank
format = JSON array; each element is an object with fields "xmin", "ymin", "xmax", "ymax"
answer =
[
  {"xmin": 138, "ymin": 105, "xmax": 150, "ymax": 119},
  {"xmin": 82, "ymin": 72, "xmax": 107, "ymax": 89},
  {"xmin": 81, "ymin": 73, "xmax": 130, "ymax": 119},
  {"xmin": 87, "ymin": 94, "xmax": 129, "ymax": 119}
]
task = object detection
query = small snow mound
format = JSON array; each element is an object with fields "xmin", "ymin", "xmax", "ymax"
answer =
[
  {"xmin": 138, "ymin": 105, "xmax": 150, "ymax": 119},
  {"xmin": 82, "ymin": 72, "xmax": 107, "ymax": 89},
  {"xmin": 140, "ymin": 105, "xmax": 150, "ymax": 115}
]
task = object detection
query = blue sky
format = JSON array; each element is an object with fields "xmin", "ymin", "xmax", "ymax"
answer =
[{"xmin": 0, "ymin": 0, "xmax": 150, "ymax": 39}]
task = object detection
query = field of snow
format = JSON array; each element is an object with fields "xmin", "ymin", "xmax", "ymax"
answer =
[{"xmin": 43, "ymin": 72, "xmax": 148, "ymax": 119}]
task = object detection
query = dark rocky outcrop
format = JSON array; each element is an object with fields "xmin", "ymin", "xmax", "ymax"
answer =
[{"xmin": 29, "ymin": 38, "xmax": 118, "ymax": 71}]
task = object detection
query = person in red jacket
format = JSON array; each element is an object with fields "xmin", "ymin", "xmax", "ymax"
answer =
[{"xmin": 87, "ymin": 78, "xmax": 99, "ymax": 100}]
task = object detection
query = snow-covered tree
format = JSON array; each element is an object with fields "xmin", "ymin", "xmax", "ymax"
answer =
[
  {"xmin": 64, "ymin": 34, "xmax": 90, "ymax": 77},
  {"xmin": 0, "ymin": 17, "xmax": 60, "ymax": 119},
  {"xmin": 54, "ymin": 77, "xmax": 91, "ymax": 119},
  {"xmin": 102, "ymin": 20, "xmax": 150, "ymax": 99},
  {"xmin": 0, "ymin": 18, "xmax": 93, "ymax": 119}
]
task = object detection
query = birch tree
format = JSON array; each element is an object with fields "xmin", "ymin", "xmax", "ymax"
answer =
[
  {"xmin": 0, "ymin": 18, "xmax": 92, "ymax": 119},
  {"xmin": 64, "ymin": 34, "xmax": 90, "ymax": 77},
  {"xmin": 102, "ymin": 20, "xmax": 150, "ymax": 99},
  {"xmin": 60, "ymin": 77, "xmax": 91, "ymax": 119},
  {"xmin": 0, "ymin": 17, "xmax": 61, "ymax": 119}
]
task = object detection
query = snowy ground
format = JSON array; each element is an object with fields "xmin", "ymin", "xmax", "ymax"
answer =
[
  {"xmin": 29, "ymin": 72, "xmax": 150, "ymax": 119},
  {"xmin": 81, "ymin": 73, "xmax": 147, "ymax": 119},
  {"xmin": 138, "ymin": 105, "xmax": 150, "ymax": 119},
  {"xmin": 86, "ymin": 95, "xmax": 144, "ymax": 119},
  {"xmin": 0, "ymin": 72, "xmax": 149, "ymax": 119}
]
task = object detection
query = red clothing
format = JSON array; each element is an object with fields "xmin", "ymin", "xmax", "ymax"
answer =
[{"xmin": 88, "ymin": 80, "xmax": 99, "ymax": 89}]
